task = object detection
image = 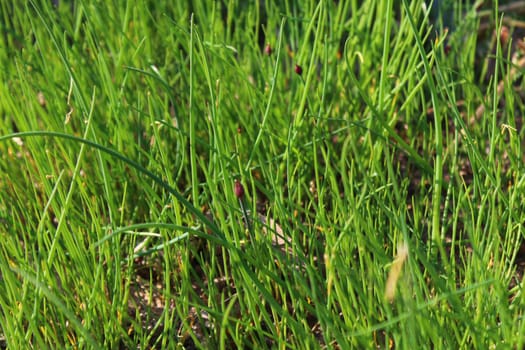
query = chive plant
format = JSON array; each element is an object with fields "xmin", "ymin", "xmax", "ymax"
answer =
[{"xmin": 0, "ymin": 0, "xmax": 523, "ymax": 348}]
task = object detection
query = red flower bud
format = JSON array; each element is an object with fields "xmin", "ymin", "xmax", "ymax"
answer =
[
  {"xmin": 264, "ymin": 43, "xmax": 272, "ymax": 56},
  {"xmin": 294, "ymin": 64, "xmax": 303, "ymax": 76},
  {"xmin": 234, "ymin": 180, "xmax": 244, "ymax": 199}
]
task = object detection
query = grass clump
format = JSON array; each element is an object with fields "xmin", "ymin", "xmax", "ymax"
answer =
[{"xmin": 0, "ymin": 0, "xmax": 524, "ymax": 348}]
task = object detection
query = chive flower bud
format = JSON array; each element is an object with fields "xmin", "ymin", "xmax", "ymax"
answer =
[
  {"xmin": 294, "ymin": 64, "xmax": 303, "ymax": 76},
  {"xmin": 234, "ymin": 180, "xmax": 244, "ymax": 199},
  {"xmin": 264, "ymin": 43, "xmax": 272, "ymax": 56}
]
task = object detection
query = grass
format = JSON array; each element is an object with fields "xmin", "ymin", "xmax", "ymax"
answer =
[{"xmin": 0, "ymin": 0, "xmax": 524, "ymax": 348}]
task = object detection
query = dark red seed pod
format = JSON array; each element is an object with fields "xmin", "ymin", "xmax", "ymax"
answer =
[
  {"xmin": 294, "ymin": 64, "xmax": 303, "ymax": 76},
  {"xmin": 234, "ymin": 180, "xmax": 244, "ymax": 199},
  {"xmin": 264, "ymin": 43, "xmax": 272, "ymax": 56}
]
